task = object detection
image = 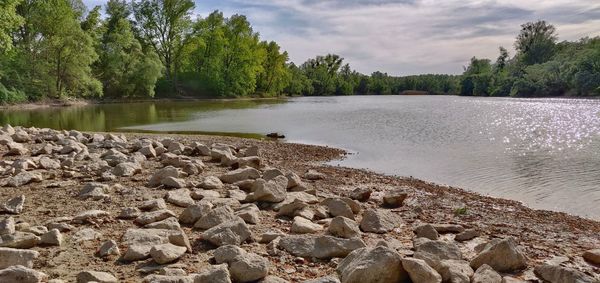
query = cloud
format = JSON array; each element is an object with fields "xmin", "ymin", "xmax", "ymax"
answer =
[{"xmin": 84, "ymin": 0, "xmax": 600, "ymax": 75}]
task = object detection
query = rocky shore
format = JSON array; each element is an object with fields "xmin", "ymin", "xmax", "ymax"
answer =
[{"xmin": 0, "ymin": 124, "xmax": 599, "ymax": 283}]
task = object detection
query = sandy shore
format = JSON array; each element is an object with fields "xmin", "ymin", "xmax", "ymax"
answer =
[{"xmin": 0, "ymin": 127, "xmax": 599, "ymax": 282}]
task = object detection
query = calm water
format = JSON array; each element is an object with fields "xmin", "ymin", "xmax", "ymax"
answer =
[{"xmin": 2, "ymin": 96, "xmax": 600, "ymax": 219}]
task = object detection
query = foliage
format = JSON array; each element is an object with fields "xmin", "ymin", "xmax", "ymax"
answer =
[{"xmin": 0, "ymin": 0, "xmax": 24, "ymax": 53}]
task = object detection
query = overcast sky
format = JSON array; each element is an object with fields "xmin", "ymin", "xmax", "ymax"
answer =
[{"xmin": 83, "ymin": 0, "xmax": 600, "ymax": 75}]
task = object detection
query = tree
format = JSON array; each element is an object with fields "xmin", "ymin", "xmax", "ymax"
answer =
[
  {"xmin": 257, "ymin": 41, "xmax": 290, "ymax": 96},
  {"xmin": 0, "ymin": 0, "xmax": 24, "ymax": 53},
  {"xmin": 98, "ymin": 1, "xmax": 163, "ymax": 97},
  {"xmin": 515, "ymin": 20, "xmax": 557, "ymax": 65},
  {"xmin": 132, "ymin": 0, "xmax": 195, "ymax": 92}
]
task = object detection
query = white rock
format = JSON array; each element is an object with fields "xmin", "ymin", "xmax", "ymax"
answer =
[
  {"xmin": 235, "ymin": 204, "xmax": 260, "ymax": 225},
  {"xmin": 470, "ymin": 237, "xmax": 527, "ymax": 272},
  {"xmin": 166, "ymin": 189, "xmax": 195, "ymax": 207},
  {"xmin": 199, "ymin": 176, "xmax": 224, "ymax": 190},
  {"xmin": 76, "ymin": 270, "xmax": 118, "ymax": 283},
  {"xmin": 359, "ymin": 209, "xmax": 398, "ymax": 233},
  {"xmin": 150, "ymin": 243, "xmax": 187, "ymax": 264},
  {"xmin": 0, "ymin": 265, "xmax": 47, "ymax": 283},
  {"xmin": 97, "ymin": 240, "xmax": 120, "ymax": 258},
  {"xmin": 534, "ymin": 264, "xmax": 596, "ymax": 283},
  {"xmin": 0, "ymin": 247, "xmax": 39, "ymax": 269},
  {"xmin": 0, "ymin": 217, "xmax": 16, "ymax": 236},
  {"xmin": 194, "ymin": 206, "xmax": 237, "ymax": 230},
  {"xmin": 149, "ymin": 166, "xmax": 180, "ymax": 187},
  {"xmin": 201, "ymin": 217, "xmax": 252, "ymax": 246},
  {"xmin": 7, "ymin": 171, "xmax": 42, "ymax": 187},
  {"xmin": 337, "ymin": 246, "xmax": 408, "ymax": 283},
  {"xmin": 40, "ymin": 229, "xmax": 63, "ymax": 246},
  {"xmin": 328, "ymin": 216, "xmax": 361, "ymax": 239},
  {"xmin": 135, "ymin": 210, "xmax": 177, "ymax": 226},
  {"xmin": 472, "ymin": 264, "xmax": 502, "ymax": 283},
  {"xmin": 179, "ymin": 203, "xmax": 213, "ymax": 225},
  {"xmin": 402, "ymin": 257, "xmax": 442, "ymax": 283},
  {"xmin": 219, "ymin": 168, "xmax": 260, "ymax": 184},
  {"xmin": 193, "ymin": 264, "xmax": 232, "ymax": 283},
  {"xmin": 291, "ymin": 217, "xmax": 323, "ymax": 234}
]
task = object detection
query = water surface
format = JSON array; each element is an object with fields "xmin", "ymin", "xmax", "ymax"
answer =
[{"xmin": 2, "ymin": 96, "xmax": 600, "ymax": 219}]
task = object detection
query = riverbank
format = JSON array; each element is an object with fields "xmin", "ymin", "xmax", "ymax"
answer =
[{"xmin": 0, "ymin": 126, "xmax": 599, "ymax": 282}]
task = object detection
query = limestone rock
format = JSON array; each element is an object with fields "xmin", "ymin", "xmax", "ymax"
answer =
[
  {"xmin": 214, "ymin": 245, "xmax": 270, "ymax": 283},
  {"xmin": 150, "ymin": 243, "xmax": 187, "ymax": 264},
  {"xmin": 149, "ymin": 166, "xmax": 179, "ymax": 187},
  {"xmin": 302, "ymin": 276, "xmax": 340, "ymax": 283},
  {"xmin": 455, "ymin": 229, "xmax": 479, "ymax": 242},
  {"xmin": 162, "ymin": 177, "xmax": 187, "ymax": 189},
  {"xmin": 79, "ymin": 183, "xmax": 110, "ymax": 201},
  {"xmin": 0, "ymin": 217, "xmax": 15, "ymax": 236},
  {"xmin": 145, "ymin": 217, "xmax": 181, "ymax": 230},
  {"xmin": 414, "ymin": 239, "xmax": 462, "ymax": 269},
  {"xmin": 382, "ymin": 188, "xmax": 409, "ymax": 208},
  {"xmin": 40, "ymin": 229, "xmax": 63, "ymax": 246},
  {"xmin": 193, "ymin": 264, "xmax": 232, "ymax": 283},
  {"xmin": 235, "ymin": 204, "xmax": 260, "ymax": 225},
  {"xmin": 278, "ymin": 235, "xmax": 366, "ymax": 259},
  {"xmin": 0, "ymin": 195, "xmax": 25, "ymax": 214},
  {"xmin": 97, "ymin": 240, "xmax": 120, "ymax": 258},
  {"xmin": 291, "ymin": 216, "xmax": 323, "ymax": 234},
  {"xmin": 324, "ymin": 198, "xmax": 354, "ymax": 220},
  {"xmin": 414, "ymin": 224, "xmax": 440, "ymax": 240},
  {"xmin": 166, "ymin": 189, "xmax": 195, "ymax": 207},
  {"xmin": 472, "ymin": 264, "xmax": 502, "ymax": 283},
  {"xmin": 199, "ymin": 176, "xmax": 224, "ymax": 190},
  {"xmin": 359, "ymin": 209, "xmax": 398, "ymax": 233},
  {"xmin": 220, "ymin": 168, "xmax": 260, "ymax": 184},
  {"xmin": 194, "ymin": 206, "xmax": 237, "ymax": 230},
  {"xmin": 8, "ymin": 171, "xmax": 42, "ymax": 187},
  {"xmin": 0, "ymin": 265, "xmax": 47, "ymax": 283},
  {"xmin": 135, "ymin": 210, "xmax": 177, "ymax": 226},
  {"xmin": 437, "ymin": 260, "xmax": 474, "ymax": 283},
  {"xmin": 76, "ymin": 270, "xmax": 118, "ymax": 283},
  {"xmin": 328, "ymin": 216, "xmax": 360, "ymax": 239},
  {"xmin": 401, "ymin": 257, "xmax": 442, "ymax": 283},
  {"xmin": 179, "ymin": 203, "xmax": 213, "ymax": 225},
  {"xmin": 470, "ymin": 237, "xmax": 527, "ymax": 272},
  {"xmin": 0, "ymin": 232, "xmax": 40, "ymax": 248},
  {"xmin": 336, "ymin": 246, "xmax": 408, "ymax": 283},
  {"xmin": 118, "ymin": 207, "xmax": 141, "ymax": 219},
  {"xmin": 140, "ymin": 199, "xmax": 167, "ymax": 211},
  {"xmin": 113, "ymin": 162, "xmax": 142, "ymax": 177},
  {"xmin": 534, "ymin": 264, "xmax": 596, "ymax": 283},
  {"xmin": 0, "ymin": 248, "xmax": 39, "ymax": 269},
  {"xmin": 73, "ymin": 210, "xmax": 110, "ymax": 224},
  {"xmin": 73, "ymin": 228, "xmax": 102, "ymax": 242},
  {"xmin": 432, "ymin": 224, "xmax": 465, "ymax": 234},
  {"xmin": 249, "ymin": 176, "xmax": 288, "ymax": 203},
  {"xmin": 201, "ymin": 217, "xmax": 251, "ymax": 246},
  {"xmin": 304, "ymin": 169, "xmax": 326, "ymax": 180}
]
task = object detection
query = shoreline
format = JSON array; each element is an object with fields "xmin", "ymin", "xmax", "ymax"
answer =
[{"xmin": 0, "ymin": 127, "xmax": 599, "ymax": 282}]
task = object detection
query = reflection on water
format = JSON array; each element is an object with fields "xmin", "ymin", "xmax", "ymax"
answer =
[{"xmin": 2, "ymin": 96, "xmax": 600, "ymax": 219}]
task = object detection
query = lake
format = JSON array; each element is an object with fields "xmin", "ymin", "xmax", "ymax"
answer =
[{"xmin": 2, "ymin": 96, "xmax": 600, "ymax": 219}]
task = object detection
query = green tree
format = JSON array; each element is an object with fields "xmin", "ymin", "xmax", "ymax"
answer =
[
  {"xmin": 257, "ymin": 41, "xmax": 290, "ymax": 96},
  {"xmin": 515, "ymin": 20, "xmax": 557, "ymax": 65},
  {"xmin": 132, "ymin": 0, "xmax": 195, "ymax": 92},
  {"xmin": 98, "ymin": 1, "xmax": 163, "ymax": 98},
  {"xmin": 0, "ymin": 0, "xmax": 24, "ymax": 53}
]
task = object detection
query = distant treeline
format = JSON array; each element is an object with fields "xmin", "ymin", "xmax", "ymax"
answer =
[{"xmin": 1, "ymin": 0, "xmax": 598, "ymax": 104}]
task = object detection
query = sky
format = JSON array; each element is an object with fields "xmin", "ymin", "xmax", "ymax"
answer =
[{"xmin": 83, "ymin": 0, "xmax": 600, "ymax": 76}]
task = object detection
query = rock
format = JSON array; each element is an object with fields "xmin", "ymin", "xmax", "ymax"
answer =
[
  {"xmin": 302, "ymin": 276, "xmax": 340, "ymax": 283},
  {"xmin": 168, "ymin": 142, "xmax": 185, "ymax": 153},
  {"xmin": 414, "ymin": 224, "xmax": 440, "ymax": 240},
  {"xmin": 73, "ymin": 210, "xmax": 110, "ymax": 223},
  {"xmin": 191, "ymin": 190, "xmax": 221, "ymax": 200},
  {"xmin": 145, "ymin": 217, "xmax": 181, "ymax": 230},
  {"xmin": 324, "ymin": 198, "xmax": 354, "ymax": 220},
  {"xmin": 328, "ymin": 216, "xmax": 361, "ymax": 239},
  {"xmin": 23, "ymin": 226, "xmax": 47, "ymax": 236},
  {"xmin": 214, "ymin": 245, "xmax": 270, "ymax": 282},
  {"xmin": 304, "ymin": 169, "xmax": 326, "ymax": 180},
  {"xmin": 235, "ymin": 204, "xmax": 260, "ymax": 224},
  {"xmin": 0, "ymin": 195, "xmax": 25, "ymax": 214},
  {"xmin": 195, "ymin": 206, "xmax": 237, "ymax": 230},
  {"xmin": 470, "ymin": 237, "xmax": 527, "ymax": 272},
  {"xmin": 8, "ymin": 171, "xmax": 42, "ymax": 187},
  {"xmin": 231, "ymin": 156, "xmax": 261, "ymax": 170},
  {"xmin": 135, "ymin": 210, "xmax": 177, "ymax": 226},
  {"xmin": 382, "ymin": 188, "xmax": 409, "ymax": 208},
  {"xmin": 359, "ymin": 209, "xmax": 398, "ymax": 233},
  {"xmin": 139, "ymin": 145, "xmax": 157, "ymax": 158},
  {"xmin": 337, "ymin": 246, "xmax": 408, "ymax": 283},
  {"xmin": 166, "ymin": 189, "xmax": 195, "ymax": 207},
  {"xmin": 437, "ymin": 260, "xmax": 474, "ymax": 283},
  {"xmin": 0, "ymin": 217, "xmax": 16, "ymax": 235},
  {"xmin": 113, "ymin": 162, "xmax": 142, "ymax": 177},
  {"xmin": 201, "ymin": 217, "xmax": 251, "ymax": 246},
  {"xmin": 143, "ymin": 274, "xmax": 193, "ymax": 283},
  {"xmin": 249, "ymin": 176, "xmax": 288, "ymax": 203},
  {"xmin": 40, "ymin": 229, "xmax": 63, "ymax": 246},
  {"xmin": 534, "ymin": 264, "xmax": 596, "ymax": 283},
  {"xmin": 79, "ymin": 182, "xmax": 110, "ymax": 201},
  {"xmin": 179, "ymin": 203, "xmax": 213, "ymax": 225},
  {"xmin": 472, "ymin": 264, "xmax": 502, "ymax": 283},
  {"xmin": 193, "ymin": 264, "xmax": 232, "ymax": 283},
  {"xmin": 278, "ymin": 235, "xmax": 366, "ymax": 259},
  {"xmin": 349, "ymin": 187, "xmax": 372, "ymax": 202},
  {"xmin": 118, "ymin": 207, "xmax": 142, "ymax": 219},
  {"xmin": 149, "ymin": 166, "xmax": 180, "ymax": 187},
  {"xmin": 432, "ymin": 224, "xmax": 464, "ymax": 233},
  {"xmin": 38, "ymin": 157, "xmax": 60, "ymax": 169},
  {"xmin": 199, "ymin": 176, "xmax": 224, "ymax": 190},
  {"xmin": 122, "ymin": 229, "xmax": 174, "ymax": 261},
  {"xmin": 73, "ymin": 228, "xmax": 102, "ymax": 242},
  {"xmin": 401, "ymin": 257, "xmax": 442, "ymax": 283},
  {"xmin": 11, "ymin": 130, "xmax": 30, "ymax": 142},
  {"xmin": 220, "ymin": 168, "xmax": 261, "ymax": 184},
  {"xmin": 6, "ymin": 142, "xmax": 28, "ymax": 156},
  {"xmin": 583, "ymin": 249, "xmax": 600, "ymax": 265},
  {"xmin": 455, "ymin": 229, "xmax": 479, "ymax": 241},
  {"xmin": 140, "ymin": 199, "xmax": 168, "ymax": 211},
  {"xmin": 0, "ymin": 265, "xmax": 47, "ymax": 283},
  {"xmin": 414, "ymin": 239, "xmax": 462, "ymax": 269},
  {"xmin": 501, "ymin": 276, "xmax": 528, "ymax": 283},
  {"xmin": 276, "ymin": 199, "xmax": 308, "ymax": 217},
  {"xmin": 0, "ymin": 247, "xmax": 39, "ymax": 269},
  {"xmin": 0, "ymin": 232, "xmax": 40, "ymax": 248},
  {"xmin": 97, "ymin": 240, "xmax": 120, "ymax": 258},
  {"xmin": 259, "ymin": 230, "xmax": 286, "ymax": 244},
  {"xmin": 162, "ymin": 177, "xmax": 187, "ymax": 189},
  {"xmin": 291, "ymin": 216, "xmax": 323, "ymax": 234},
  {"xmin": 260, "ymin": 275, "xmax": 289, "ymax": 283},
  {"xmin": 76, "ymin": 270, "xmax": 118, "ymax": 283},
  {"xmin": 150, "ymin": 243, "xmax": 187, "ymax": 264}
]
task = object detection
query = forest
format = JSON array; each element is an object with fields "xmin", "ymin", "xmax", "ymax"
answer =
[{"xmin": 1, "ymin": 0, "xmax": 599, "ymax": 104}]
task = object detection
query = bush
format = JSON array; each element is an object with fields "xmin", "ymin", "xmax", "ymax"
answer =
[{"xmin": 0, "ymin": 83, "xmax": 27, "ymax": 104}]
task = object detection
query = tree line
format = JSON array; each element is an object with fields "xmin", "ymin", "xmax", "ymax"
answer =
[{"xmin": 1, "ymin": 0, "xmax": 598, "ymax": 104}]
